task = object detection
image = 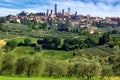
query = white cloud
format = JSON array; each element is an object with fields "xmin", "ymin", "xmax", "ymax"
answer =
[
  {"xmin": 97, "ymin": 0, "xmax": 120, "ymax": 4},
  {"xmin": 0, "ymin": 8, "xmax": 20, "ymax": 16},
  {"xmin": 0, "ymin": 0, "xmax": 120, "ymax": 18}
]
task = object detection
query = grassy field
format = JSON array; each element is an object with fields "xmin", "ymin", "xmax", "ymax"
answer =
[
  {"xmin": 41, "ymin": 50, "xmax": 72, "ymax": 58},
  {"xmin": 12, "ymin": 47, "xmax": 73, "ymax": 59},
  {"xmin": 5, "ymin": 37, "xmax": 40, "ymax": 43},
  {"xmin": 2, "ymin": 76, "xmax": 119, "ymax": 80},
  {"xmin": 0, "ymin": 76, "xmax": 101, "ymax": 80}
]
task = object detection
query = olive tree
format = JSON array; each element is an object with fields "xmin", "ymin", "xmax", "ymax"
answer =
[
  {"xmin": 15, "ymin": 56, "xmax": 32, "ymax": 77},
  {"xmin": 0, "ymin": 54, "xmax": 16, "ymax": 75},
  {"xmin": 85, "ymin": 62, "xmax": 101, "ymax": 80},
  {"xmin": 30, "ymin": 56, "xmax": 45, "ymax": 76},
  {"xmin": 16, "ymin": 56, "xmax": 44, "ymax": 77},
  {"xmin": 112, "ymin": 55, "xmax": 120, "ymax": 76},
  {"xmin": 44, "ymin": 59, "xmax": 56, "ymax": 77},
  {"xmin": 101, "ymin": 66, "xmax": 113, "ymax": 80},
  {"xmin": 54, "ymin": 61, "xmax": 68, "ymax": 77},
  {"xmin": 67, "ymin": 59, "xmax": 101, "ymax": 80}
]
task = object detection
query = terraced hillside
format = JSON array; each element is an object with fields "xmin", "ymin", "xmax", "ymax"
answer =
[{"xmin": 75, "ymin": 44, "xmax": 114, "ymax": 59}]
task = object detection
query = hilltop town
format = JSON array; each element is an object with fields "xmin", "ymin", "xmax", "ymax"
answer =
[{"xmin": 0, "ymin": 4, "xmax": 119, "ymax": 28}]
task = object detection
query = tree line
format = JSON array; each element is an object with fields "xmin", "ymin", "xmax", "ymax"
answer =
[
  {"xmin": 4, "ymin": 32, "xmax": 109, "ymax": 52},
  {"xmin": 0, "ymin": 47, "xmax": 120, "ymax": 79},
  {"xmin": 4, "ymin": 37, "xmax": 97, "ymax": 52}
]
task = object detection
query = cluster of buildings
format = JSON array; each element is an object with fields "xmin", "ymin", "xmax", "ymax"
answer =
[{"xmin": 2, "ymin": 4, "xmax": 120, "ymax": 27}]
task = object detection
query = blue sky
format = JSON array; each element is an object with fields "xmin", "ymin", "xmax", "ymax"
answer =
[{"xmin": 0, "ymin": 0, "xmax": 120, "ymax": 18}]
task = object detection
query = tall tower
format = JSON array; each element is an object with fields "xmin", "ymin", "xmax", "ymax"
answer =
[
  {"xmin": 51, "ymin": 10, "xmax": 53, "ymax": 15},
  {"xmin": 75, "ymin": 11, "xmax": 77, "ymax": 16},
  {"xmin": 68, "ymin": 7, "xmax": 70, "ymax": 14},
  {"xmin": 62, "ymin": 9, "xmax": 65, "ymax": 15},
  {"xmin": 55, "ymin": 4, "xmax": 57, "ymax": 14},
  {"xmin": 46, "ymin": 9, "xmax": 49, "ymax": 16}
]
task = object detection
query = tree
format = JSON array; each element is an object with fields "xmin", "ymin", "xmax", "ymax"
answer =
[
  {"xmin": 37, "ymin": 39, "xmax": 44, "ymax": 44},
  {"xmin": 75, "ymin": 62, "xmax": 87, "ymax": 78},
  {"xmin": 108, "ymin": 56, "xmax": 115, "ymax": 64},
  {"xmin": 19, "ymin": 11, "xmax": 27, "ymax": 16},
  {"xmin": 62, "ymin": 38, "xmax": 84, "ymax": 50},
  {"xmin": 16, "ymin": 56, "xmax": 32, "ymax": 77},
  {"xmin": 67, "ymin": 63, "xmax": 75, "ymax": 78},
  {"xmin": 43, "ymin": 37, "xmax": 52, "ymax": 45},
  {"xmin": 0, "ymin": 17, "xmax": 7, "ymax": 23},
  {"xmin": 10, "ymin": 20, "xmax": 18, "ymax": 23},
  {"xmin": 111, "ymin": 30, "xmax": 118, "ymax": 34},
  {"xmin": 65, "ymin": 20, "xmax": 72, "ymax": 32},
  {"xmin": 85, "ymin": 62, "xmax": 101, "ymax": 80},
  {"xmin": 21, "ymin": 18, "xmax": 37, "ymax": 29},
  {"xmin": 101, "ymin": 66, "xmax": 113, "ymax": 80},
  {"xmin": 5, "ymin": 39, "xmax": 17, "ymax": 51},
  {"xmin": 68, "ymin": 59, "xmax": 101, "ymax": 80},
  {"xmin": 24, "ymin": 38, "xmax": 31, "ymax": 46},
  {"xmin": 42, "ymin": 37, "xmax": 61, "ymax": 49},
  {"xmin": 54, "ymin": 61, "xmax": 68, "ymax": 77},
  {"xmin": 111, "ymin": 45, "xmax": 120, "ymax": 76},
  {"xmin": 45, "ymin": 59, "xmax": 55, "ymax": 77},
  {"xmin": 42, "ymin": 22, "xmax": 48, "ymax": 29},
  {"xmin": 53, "ymin": 38, "xmax": 61, "ymax": 46},
  {"xmin": 33, "ymin": 25, "xmax": 39, "ymax": 30},
  {"xmin": 48, "ymin": 19, "xmax": 54, "ymax": 27},
  {"xmin": 52, "ymin": 37, "xmax": 61, "ymax": 48},
  {"xmin": 0, "ymin": 54, "xmax": 15, "ymax": 75},
  {"xmin": 16, "ymin": 56, "xmax": 44, "ymax": 77},
  {"xmin": 34, "ymin": 44, "xmax": 42, "ymax": 52},
  {"xmin": 84, "ymin": 37, "xmax": 97, "ymax": 48},
  {"xmin": 58, "ymin": 20, "xmax": 72, "ymax": 32},
  {"xmin": 0, "ymin": 23, "xmax": 3, "ymax": 30},
  {"xmin": 49, "ymin": 43, "xmax": 57, "ymax": 49},
  {"xmin": 67, "ymin": 62, "xmax": 87, "ymax": 78},
  {"xmin": 62, "ymin": 43, "xmax": 71, "ymax": 51},
  {"xmin": 98, "ymin": 32, "xmax": 110, "ymax": 45},
  {"xmin": 113, "ymin": 45, "xmax": 120, "ymax": 54},
  {"xmin": 45, "ymin": 59, "xmax": 68, "ymax": 77},
  {"xmin": 30, "ymin": 56, "xmax": 44, "ymax": 76},
  {"xmin": 112, "ymin": 55, "xmax": 120, "ymax": 76}
]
